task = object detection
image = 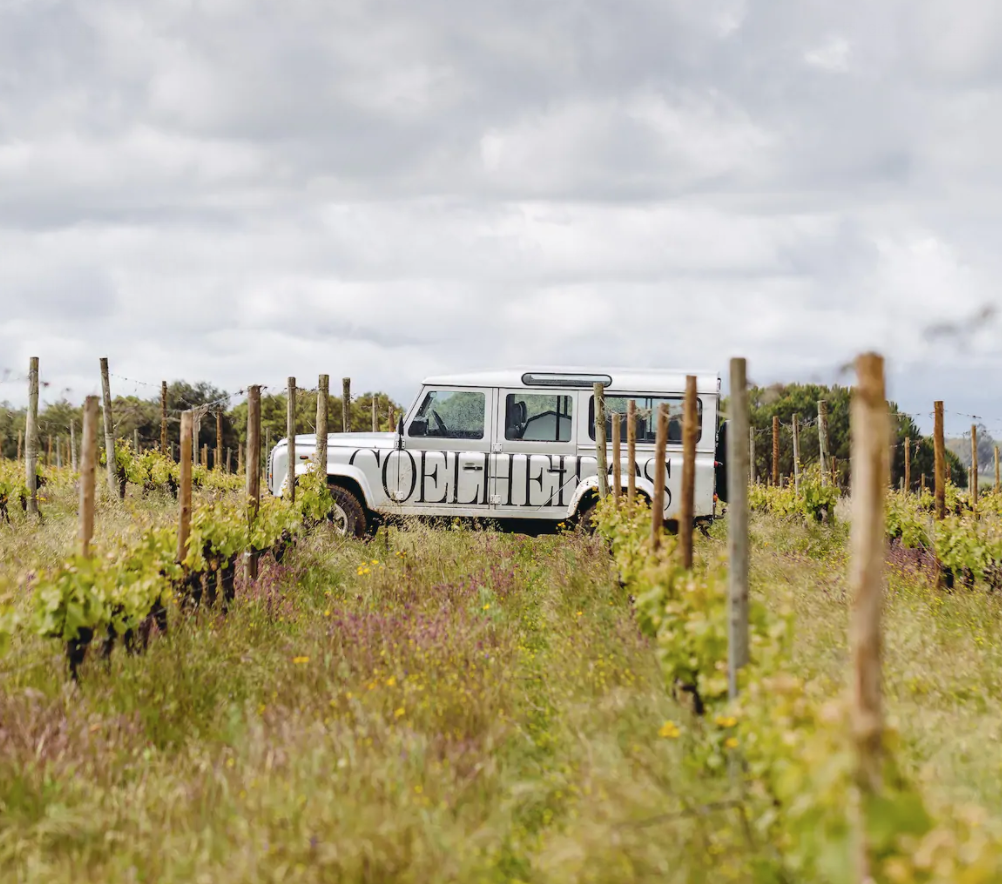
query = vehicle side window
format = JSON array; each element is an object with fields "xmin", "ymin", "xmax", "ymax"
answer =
[
  {"xmin": 409, "ymin": 390, "xmax": 486, "ymax": 440},
  {"xmin": 589, "ymin": 396, "xmax": 702, "ymax": 444},
  {"xmin": 505, "ymin": 394, "xmax": 573, "ymax": 442}
]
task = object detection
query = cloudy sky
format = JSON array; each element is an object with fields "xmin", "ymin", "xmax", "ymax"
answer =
[{"xmin": 2, "ymin": 0, "xmax": 1001, "ymax": 434}]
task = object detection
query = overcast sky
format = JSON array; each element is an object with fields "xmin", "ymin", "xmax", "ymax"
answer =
[{"xmin": 2, "ymin": 0, "xmax": 1001, "ymax": 434}]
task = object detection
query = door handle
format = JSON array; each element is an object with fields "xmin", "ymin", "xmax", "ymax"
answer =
[{"xmin": 462, "ymin": 464, "xmax": 484, "ymax": 471}]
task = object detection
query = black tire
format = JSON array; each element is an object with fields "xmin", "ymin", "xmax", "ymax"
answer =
[
  {"xmin": 328, "ymin": 484, "xmax": 367, "ymax": 538},
  {"xmin": 575, "ymin": 497, "xmax": 600, "ymax": 534}
]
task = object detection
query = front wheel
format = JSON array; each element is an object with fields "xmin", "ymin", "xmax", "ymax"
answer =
[{"xmin": 328, "ymin": 485, "xmax": 367, "ymax": 538}]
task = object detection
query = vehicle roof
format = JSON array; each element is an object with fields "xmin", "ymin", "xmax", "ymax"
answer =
[{"xmin": 421, "ymin": 366, "xmax": 721, "ymax": 395}]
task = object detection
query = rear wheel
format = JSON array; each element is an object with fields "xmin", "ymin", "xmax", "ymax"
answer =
[
  {"xmin": 575, "ymin": 497, "xmax": 600, "ymax": 534},
  {"xmin": 328, "ymin": 484, "xmax": 367, "ymax": 538}
]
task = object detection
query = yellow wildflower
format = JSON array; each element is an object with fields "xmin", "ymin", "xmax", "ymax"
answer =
[
  {"xmin": 658, "ymin": 721, "xmax": 681, "ymax": 739},
  {"xmin": 725, "ymin": 737, "xmax": 739, "ymax": 749},
  {"xmin": 395, "ymin": 707, "xmax": 406, "ymax": 718},
  {"xmin": 292, "ymin": 656, "xmax": 309, "ymax": 665}
]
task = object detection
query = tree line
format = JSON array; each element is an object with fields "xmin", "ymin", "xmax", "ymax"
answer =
[
  {"xmin": 740, "ymin": 382, "xmax": 967, "ymax": 490},
  {"xmin": 0, "ymin": 382, "xmax": 402, "ymax": 463}
]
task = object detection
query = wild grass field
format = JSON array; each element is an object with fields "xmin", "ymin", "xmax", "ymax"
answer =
[{"xmin": 2, "ymin": 478, "xmax": 1002, "ymax": 882}]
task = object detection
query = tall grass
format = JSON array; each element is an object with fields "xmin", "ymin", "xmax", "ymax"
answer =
[{"xmin": 2, "ymin": 484, "xmax": 1002, "ymax": 881}]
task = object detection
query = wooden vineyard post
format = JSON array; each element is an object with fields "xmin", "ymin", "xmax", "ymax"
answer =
[
  {"xmin": 25, "ymin": 357, "xmax": 39, "ymax": 518},
  {"xmin": 237, "ymin": 444, "xmax": 243, "ymax": 476},
  {"xmin": 226, "ymin": 448, "xmax": 232, "ymax": 474},
  {"xmin": 934, "ymin": 401, "xmax": 945, "ymax": 521},
  {"xmin": 316, "ymin": 375, "xmax": 329, "ymax": 473},
  {"xmin": 177, "ymin": 411, "xmax": 193, "ymax": 565},
  {"xmin": 216, "ymin": 410, "xmax": 223, "ymax": 470},
  {"xmin": 160, "ymin": 381, "xmax": 168, "ymax": 456},
  {"xmin": 728, "ymin": 358, "xmax": 750, "ymax": 698},
  {"xmin": 818, "ymin": 399, "xmax": 830, "ymax": 485},
  {"xmin": 772, "ymin": 415, "xmax": 780, "ymax": 487},
  {"xmin": 904, "ymin": 435, "xmax": 911, "ymax": 493},
  {"xmin": 56, "ymin": 436, "xmax": 62, "ymax": 469},
  {"xmin": 680, "ymin": 375, "xmax": 698, "ymax": 570},
  {"xmin": 650, "ymin": 404, "xmax": 668, "ymax": 550},
  {"xmin": 342, "ymin": 377, "xmax": 351, "ymax": 433},
  {"xmin": 792, "ymin": 413, "xmax": 801, "ymax": 494},
  {"xmin": 749, "ymin": 427, "xmax": 756, "ymax": 485},
  {"xmin": 70, "ymin": 420, "xmax": 77, "ymax": 471},
  {"xmin": 287, "ymin": 377, "xmax": 297, "ymax": 502},
  {"xmin": 971, "ymin": 424, "xmax": 979, "ymax": 512},
  {"xmin": 246, "ymin": 386, "xmax": 262, "ymax": 580},
  {"xmin": 46, "ymin": 434, "xmax": 52, "ymax": 467},
  {"xmin": 371, "ymin": 397, "xmax": 378, "ymax": 432},
  {"xmin": 78, "ymin": 397, "xmax": 99, "ymax": 557},
  {"xmin": 16, "ymin": 429, "xmax": 22, "ymax": 463},
  {"xmin": 593, "ymin": 382, "xmax": 609, "ymax": 499},
  {"xmin": 389, "ymin": 404, "xmax": 396, "ymax": 432},
  {"xmin": 612, "ymin": 413, "xmax": 622, "ymax": 505},
  {"xmin": 191, "ymin": 412, "xmax": 200, "ymax": 466},
  {"xmin": 996, "ymin": 446, "xmax": 1000, "ymax": 493},
  {"xmin": 202, "ymin": 444, "xmax": 209, "ymax": 469},
  {"xmin": 100, "ymin": 357, "xmax": 120, "ymax": 498},
  {"xmin": 627, "ymin": 399, "xmax": 637, "ymax": 507},
  {"xmin": 849, "ymin": 352, "xmax": 889, "ymax": 884}
]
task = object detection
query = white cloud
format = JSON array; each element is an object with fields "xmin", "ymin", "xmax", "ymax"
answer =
[
  {"xmin": 2, "ymin": 0, "xmax": 1002, "ymax": 429},
  {"xmin": 804, "ymin": 37, "xmax": 852, "ymax": 73}
]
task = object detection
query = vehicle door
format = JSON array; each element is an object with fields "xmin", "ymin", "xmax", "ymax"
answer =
[
  {"xmin": 394, "ymin": 386, "xmax": 494, "ymax": 515},
  {"xmin": 585, "ymin": 392, "xmax": 702, "ymax": 518},
  {"xmin": 491, "ymin": 389, "xmax": 577, "ymax": 518}
]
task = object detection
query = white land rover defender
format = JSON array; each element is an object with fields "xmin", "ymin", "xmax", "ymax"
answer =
[{"xmin": 267, "ymin": 368, "xmax": 727, "ymax": 536}]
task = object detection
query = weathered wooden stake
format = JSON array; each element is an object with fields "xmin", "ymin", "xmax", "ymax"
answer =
[
  {"xmin": 56, "ymin": 436, "xmax": 62, "ymax": 469},
  {"xmin": 971, "ymin": 424, "xmax": 979, "ymax": 512},
  {"xmin": 317, "ymin": 375, "xmax": 329, "ymax": 472},
  {"xmin": 772, "ymin": 415, "xmax": 780, "ymax": 487},
  {"xmin": 177, "ymin": 411, "xmax": 193, "ymax": 564},
  {"xmin": 100, "ymin": 357, "xmax": 120, "ymax": 498},
  {"xmin": 16, "ymin": 429, "xmax": 22, "ymax": 463},
  {"xmin": 133, "ymin": 428, "xmax": 139, "ymax": 454},
  {"xmin": 226, "ymin": 447, "xmax": 232, "ymax": 474},
  {"xmin": 246, "ymin": 386, "xmax": 262, "ymax": 580},
  {"xmin": 792, "ymin": 413, "xmax": 801, "ymax": 495},
  {"xmin": 160, "ymin": 381, "xmax": 168, "ymax": 456},
  {"xmin": 342, "ymin": 377, "xmax": 351, "ymax": 433},
  {"xmin": 749, "ymin": 427, "xmax": 756, "ymax": 485},
  {"xmin": 216, "ymin": 410, "xmax": 223, "ymax": 470},
  {"xmin": 593, "ymin": 383, "xmax": 609, "ymax": 499},
  {"xmin": 849, "ymin": 352, "xmax": 888, "ymax": 884},
  {"xmin": 818, "ymin": 399, "xmax": 830, "ymax": 485},
  {"xmin": 627, "ymin": 399, "xmax": 637, "ymax": 507},
  {"xmin": 237, "ymin": 441, "xmax": 243, "ymax": 476},
  {"xmin": 650, "ymin": 404, "xmax": 668, "ymax": 550},
  {"xmin": 25, "ymin": 357, "xmax": 39, "ymax": 517},
  {"xmin": 728, "ymin": 358, "xmax": 750, "ymax": 699},
  {"xmin": 612, "ymin": 413, "xmax": 622, "ymax": 504},
  {"xmin": 679, "ymin": 376, "xmax": 698, "ymax": 570},
  {"xmin": 46, "ymin": 434, "xmax": 52, "ymax": 467},
  {"xmin": 70, "ymin": 420, "xmax": 77, "ymax": 471},
  {"xmin": 287, "ymin": 377, "xmax": 297, "ymax": 502},
  {"xmin": 79, "ymin": 397, "xmax": 99, "ymax": 557},
  {"xmin": 904, "ymin": 435, "xmax": 911, "ymax": 492},
  {"xmin": 389, "ymin": 405, "xmax": 396, "ymax": 432},
  {"xmin": 934, "ymin": 401, "xmax": 945, "ymax": 521},
  {"xmin": 995, "ymin": 446, "xmax": 1000, "ymax": 493},
  {"xmin": 202, "ymin": 443, "xmax": 209, "ymax": 469},
  {"xmin": 371, "ymin": 397, "xmax": 378, "ymax": 432}
]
